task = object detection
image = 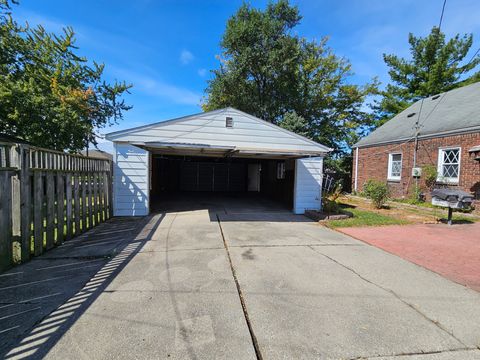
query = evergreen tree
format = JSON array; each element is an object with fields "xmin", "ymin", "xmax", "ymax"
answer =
[
  {"xmin": 376, "ymin": 27, "xmax": 480, "ymax": 122},
  {"xmin": 278, "ymin": 111, "xmax": 309, "ymax": 138}
]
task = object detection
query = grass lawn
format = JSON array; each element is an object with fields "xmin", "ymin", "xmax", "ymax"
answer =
[
  {"xmin": 325, "ymin": 205, "xmax": 411, "ymax": 228},
  {"xmin": 391, "ymin": 198, "xmax": 436, "ymax": 208},
  {"xmin": 327, "ymin": 195, "xmax": 480, "ymax": 229}
]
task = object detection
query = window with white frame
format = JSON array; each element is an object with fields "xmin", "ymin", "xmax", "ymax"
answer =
[
  {"xmin": 276, "ymin": 162, "xmax": 286, "ymax": 179},
  {"xmin": 437, "ymin": 147, "xmax": 461, "ymax": 183},
  {"xmin": 387, "ymin": 153, "xmax": 402, "ymax": 180}
]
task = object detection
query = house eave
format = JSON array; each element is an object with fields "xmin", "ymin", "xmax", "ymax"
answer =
[{"xmin": 354, "ymin": 126, "xmax": 480, "ymax": 149}]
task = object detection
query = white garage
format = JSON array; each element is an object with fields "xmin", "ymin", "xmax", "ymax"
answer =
[{"xmin": 105, "ymin": 108, "xmax": 331, "ymax": 216}]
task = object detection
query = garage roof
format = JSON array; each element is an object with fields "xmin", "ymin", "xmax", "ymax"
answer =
[{"xmin": 106, "ymin": 107, "xmax": 331, "ymax": 158}]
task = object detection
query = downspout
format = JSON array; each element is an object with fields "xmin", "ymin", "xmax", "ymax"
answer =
[{"xmin": 354, "ymin": 147, "xmax": 359, "ymax": 192}]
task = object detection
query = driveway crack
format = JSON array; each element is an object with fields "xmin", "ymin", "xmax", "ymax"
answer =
[
  {"xmin": 308, "ymin": 246, "xmax": 470, "ymax": 349},
  {"xmin": 349, "ymin": 347, "xmax": 478, "ymax": 359},
  {"xmin": 216, "ymin": 215, "xmax": 263, "ymax": 360}
]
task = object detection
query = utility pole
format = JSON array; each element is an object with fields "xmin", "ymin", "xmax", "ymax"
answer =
[{"xmin": 412, "ymin": 98, "xmax": 424, "ymax": 198}]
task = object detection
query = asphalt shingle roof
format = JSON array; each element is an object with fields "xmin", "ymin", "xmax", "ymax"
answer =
[{"xmin": 354, "ymin": 81, "xmax": 480, "ymax": 148}]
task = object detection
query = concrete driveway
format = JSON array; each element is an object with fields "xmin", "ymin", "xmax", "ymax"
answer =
[{"xmin": 2, "ymin": 196, "xmax": 480, "ymax": 359}]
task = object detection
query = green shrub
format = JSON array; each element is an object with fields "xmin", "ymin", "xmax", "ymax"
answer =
[
  {"xmin": 323, "ymin": 199, "xmax": 339, "ymax": 214},
  {"xmin": 422, "ymin": 165, "xmax": 437, "ymax": 191},
  {"xmin": 323, "ymin": 184, "xmax": 343, "ymax": 214},
  {"xmin": 408, "ymin": 184, "xmax": 424, "ymax": 204},
  {"xmin": 362, "ymin": 180, "xmax": 390, "ymax": 209},
  {"xmin": 362, "ymin": 179, "xmax": 378, "ymax": 198}
]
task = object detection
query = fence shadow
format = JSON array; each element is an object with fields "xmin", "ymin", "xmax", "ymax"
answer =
[{"xmin": 0, "ymin": 213, "xmax": 165, "ymax": 359}]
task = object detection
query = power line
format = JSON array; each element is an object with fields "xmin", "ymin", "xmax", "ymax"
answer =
[
  {"xmin": 352, "ymin": 0, "xmax": 480, "ymax": 182},
  {"xmin": 412, "ymin": 98, "xmax": 424, "ymax": 169},
  {"xmin": 354, "ymin": 93, "xmax": 440, "ymax": 160},
  {"xmin": 465, "ymin": 47, "xmax": 480, "ymax": 68},
  {"xmin": 438, "ymin": 0, "xmax": 447, "ymax": 31}
]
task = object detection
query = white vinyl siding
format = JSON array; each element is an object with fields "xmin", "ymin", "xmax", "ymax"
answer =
[
  {"xmin": 293, "ymin": 157, "xmax": 323, "ymax": 214},
  {"xmin": 387, "ymin": 153, "xmax": 402, "ymax": 181},
  {"xmin": 113, "ymin": 143, "xmax": 149, "ymax": 216},
  {"xmin": 437, "ymin": 147, "xmax": 461, "ymax": 184},
  {"xmin": 107, "ymin": 109, "xmax": 327, "ymax": 153}
]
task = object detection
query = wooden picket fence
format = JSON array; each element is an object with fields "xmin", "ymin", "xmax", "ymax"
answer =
[{"xmin": 0, "ymin": 141, "xmax": 113, "ymax": 272}]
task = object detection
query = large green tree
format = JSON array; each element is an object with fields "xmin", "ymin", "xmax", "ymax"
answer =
[
  {"xmin": 203, "ymin": 0, "xmax": 377, "ymax": 155},
  {"xmin": 0, "ymin": 0, "xmax": 131, "ymax": 151},
  {"xmin": 376, "ymin": 26, "xmax": 480, "ymax": 122}
]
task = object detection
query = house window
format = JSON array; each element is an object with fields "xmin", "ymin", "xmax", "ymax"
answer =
[
  {"xmin": 226, "ymin": 117, "xmax": 233, "ymax": 128},
  {"xmin": 387, "ymin": 153, "xmax": 402, "ymax": 181},
  {"xmin": 437, "ymin": 147, "xmax": 461, "ymax": 183},
  {"xmin": 276, "ymin": 162, "xmax": 286, "ymax": 179}
]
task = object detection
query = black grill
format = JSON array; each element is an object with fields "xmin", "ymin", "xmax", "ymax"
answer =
[{"xmin": 431, "ymin": 189, "xmax": 474, "ymax": 225}]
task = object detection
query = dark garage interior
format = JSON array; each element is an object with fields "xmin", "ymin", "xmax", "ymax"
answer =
[{"xmin": 150, "ymin": 154, "xmax": 295, "ymax": 212}]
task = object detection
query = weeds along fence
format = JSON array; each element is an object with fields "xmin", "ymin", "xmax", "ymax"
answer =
[{"xmin": 0, "ymin": 141, "xmax": 113, "ymax": 272}]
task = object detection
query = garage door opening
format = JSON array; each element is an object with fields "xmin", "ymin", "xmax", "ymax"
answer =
[{"xmin": 150, "ymin": 154, "xmax": 295, "ymax": 213}]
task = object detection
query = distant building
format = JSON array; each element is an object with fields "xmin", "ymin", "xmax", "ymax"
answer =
[
  {"xmin": 0, "ymin": 134, "xmax": 30, "ymax": 144},
  {"xmin": 80, "ymin": 149, "xmax": 113, "ymax": 161},
  {"xmin": 352, "ymin": 82, "xmax": 480, "ymax": 200}
]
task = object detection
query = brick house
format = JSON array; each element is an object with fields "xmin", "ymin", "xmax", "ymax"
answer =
[{"xmin": 352, "ymin": 82, "xmax": 480, "ymax": 200}]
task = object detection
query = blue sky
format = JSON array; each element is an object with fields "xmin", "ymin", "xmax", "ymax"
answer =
[{"xmin": 14, "ymin": 0, "xmax": 480, "ymax": 153}]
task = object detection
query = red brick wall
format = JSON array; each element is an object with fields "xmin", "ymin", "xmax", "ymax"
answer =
[{"xmin": 352, "ymin": 132, "xmax": 480, "ymax": 199}]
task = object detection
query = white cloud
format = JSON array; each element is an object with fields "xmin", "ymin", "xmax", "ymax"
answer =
[
  {"xmin": 198, "ymin": 68, "xmax": 207, "ymax": 77},
  {"xmin": 180, "ymin": 49, "xmax": 194, "ymax": 65},
  {"xmin": 141, "ymin": 78, "xmax": 200, "ymax": 105},
  {"xmin": 110, "ymin": 66, "xmax": 201, "ymax": 105}
]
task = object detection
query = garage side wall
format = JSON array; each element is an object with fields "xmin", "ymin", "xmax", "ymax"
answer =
[
  {"xmin": 113, "ymin": 143, "xmax": 149, "ymax": 216},
  {"xmin": 293, "ymin": 157, "xmax": 323, "ymax": 214}
]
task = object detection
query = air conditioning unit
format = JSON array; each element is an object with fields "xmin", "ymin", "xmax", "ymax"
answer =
[{"xmin": 412, "ymin": 167, "xmax": 422, "ymax": 177}]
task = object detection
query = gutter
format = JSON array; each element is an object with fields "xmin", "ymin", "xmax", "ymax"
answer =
[
  {"xmin": 354, "ymin": 147, "xmax": 359, "ymax": 192},
  {"xmin": 354, "ymin": 126, "xmax": 480, "ymax": 149}
]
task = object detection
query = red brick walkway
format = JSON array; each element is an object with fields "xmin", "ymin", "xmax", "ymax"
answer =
[{"xmin": 338, "ymin": 223, "xmax": 480, "ymax": 292}]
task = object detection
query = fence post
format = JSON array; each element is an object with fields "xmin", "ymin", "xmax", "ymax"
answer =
[
  {"xmin": 107, "ymin": 160, "xmax": 113, "ymax": 219},
  {"xmin": 93, "ymin": 172, "xmax": 99, "ymax": 226},
  {"xmin": 33, "ymin": 170, "xmax": 44, "ymax": 256},
  {"xmin": 57, "ymin": 172, "xmax": 65, "ymax": 244},
  {"xmin": 102, "ymin": 170, "xmax": 108, "ymax": 221},
  {"xmin": 0, "ymin": 170, "xmax": 13, "ymax": 271},
  {"xmin": 74, "ymin": 172, "xmax": 80, "ymax": 235},
  {"xmin": 45, "ymin": 171, "xmax": 55, "ymax": 249},
  {"xmin": 81, "ymin": 170, "xmax": 87, "ymax": 231},
  {"xmin": 10, "ymin": 145, "xmax": 21, "ymax": 263},
  {"xmin": 99, "ymin": 171, "xmax": 105, "ymax": 222},
  {"xmin": 20, "ymin": 145, "xmax": 31, "ymax": 262},
  {"xmin": 65, "ymin": 173, "xmax": 73, "ymax": 240}
]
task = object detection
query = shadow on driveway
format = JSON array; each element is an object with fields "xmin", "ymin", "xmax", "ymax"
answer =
[{"xmin": 0, "ymin": 214, "xmax": 165, "ymax": 359}]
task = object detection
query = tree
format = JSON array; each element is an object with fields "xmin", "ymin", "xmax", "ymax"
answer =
[
  {"xmin": 204, "ymin": 0, "xmax": 301, "ymax": 123},
  {"xmin": 203, "ymin": 0, "xmax": 377, "ymax": 155},
  {"xmin": 376, "ymin": 26, "xmax": 480, "ymax": 122},
  {"xmin": 278, "ymin": 111, "xmax": 309, "ymax": 137},
  {"xmin": 0, "ymin": 1, "xmax": 131, "ymax": 151}
]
